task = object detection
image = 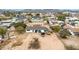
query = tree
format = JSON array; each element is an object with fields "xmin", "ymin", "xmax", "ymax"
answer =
[
  {"xmin": 0, "ymin": 27, "xmax": 7, "ymax": 39},
  {"xmin": 56, "ymin": 12, "xmax": 69, "ymax": 21},
  {"xmin": 14, "ymin": 22, "xmax": 26, "ymax": 28},
  {"xmin": 50, "ymin": 25, "xmax": 61, "ymax": 32},
  {"xmin": 15, "ymin": 26, "xmax": 25, "ymax": 33},
  {"xmin": 57, "ymin": 15, "xmax": 65, "ymax": 21},
  {"xmin": 43, "ymin": 16, "xmax": 48, "ymax": 21},
  {"xmin": 59, "ymin": 29, "xmax": 71, "ymax": 38},
  {"xmin": 14, "ymin": 22, "xmax": 26, "ymax": 33},
  {"xmin": 36, "ymin": 13, "xmax": 40, "ymax": 17},
  {"xmin": 3, "ymin": 11, "xmax": 16, "ymax": 17}
]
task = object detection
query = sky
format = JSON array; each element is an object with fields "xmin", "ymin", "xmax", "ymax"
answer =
[{"xmin": 0, "ymin": 0, "xmax": 79, "ymax": 9}]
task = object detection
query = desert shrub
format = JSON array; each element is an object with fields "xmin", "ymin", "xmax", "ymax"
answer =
[
  {"xmin": 0, "ymin": 27, "xmax": 7, "ymax": 39},
  {"xmin": 46, "ymin": 32, "xmax": 51, "ymax": 35},
  {"xmin": 50, "ymin": 25, "xmax": 61, "ymax": 32},
  {"xmin": 59, "ymin": 29, "xmax": 71, "ymax": 38},
  {"xmin": 14, "ymin": 22, "xmax": 26, "ymax": 34},
  {"xmin": 15, "ymin": 26, "xmax": 25, "ymax": 33},
  {"xmin": 65, "ymin": 45, "xmax": 79, "ymax": 50},
  {"xmin": 28, "ymin": 38, "xmax": 40, "ymax": 49}
]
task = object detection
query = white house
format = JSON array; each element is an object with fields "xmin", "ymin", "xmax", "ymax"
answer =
[
  {"xmin": 26, "ymin": 25, "xmax": 49, "ymax": 33},
  {"xmin": 0, "ymin": 19, "xmax": 12, "ymax": 28},
  {"xmin": 65, "ymin": 17, "xmax": 79, "ymax": 26}
]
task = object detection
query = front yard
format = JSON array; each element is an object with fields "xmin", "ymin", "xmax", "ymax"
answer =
[{"xmin": 1, "ymin": 32, "xmax": 65, "ymax": 50}]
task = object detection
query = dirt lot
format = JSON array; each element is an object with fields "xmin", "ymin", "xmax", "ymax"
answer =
[
  {"xmin": 2, "ymin": 33, "xmax": 65, "ymax": 50},
  {"xmin": 61, "ymin": 36, "xmax": 79, "ymax": 50}
]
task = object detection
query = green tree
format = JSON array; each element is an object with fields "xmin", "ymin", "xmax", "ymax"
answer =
[
  {"xmin": 15, "ymin": 26, "xmax": 25, "ymax": 33},
  {"xmin": 43, "ymin": 16, "xmax": 48, "ymax": 21},
  {"xmin": 0, "ymin": 27, "xmax": 7, "ymax": 39},
  {"xmin": 14, "ymin": 22, "xmax": 26, "ymax": 33},
  {"xmin": 50, "ymin": 25, "xmax": 61, "ymax": 32},
  {"xmin": 57, "ymin": 15, "xmax": 65, "ymax": 21},
  {"xmin": 36, "ymin": 13, "xmax": 40, "ymax": 17},
  {"xmin": 56, "ymin": 12, "xmax": 69, "ymax": 21}
]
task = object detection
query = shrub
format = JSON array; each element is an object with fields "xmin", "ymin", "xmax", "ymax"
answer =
[
  {"xmin": 65, "ymin": 45, "xmax": 79, "ymax": 50},
  {"xmin": 28, "ymin": 38, "xmax": 40, "ymax": 49},
  {"xmin": 50, "ymin": 25, "xmax": 61, "ymax": 32},
  {"xmin": 14, "ymin": 22, "xmax": 26, "ymax": 34},
  {"xmin": 15, "ymin": 26, "xmax": 25, "ymax": 33},
  {"xmin": 0, "ymin": 27, "xmax": 7, "ymax": 39},
  {"xmin": 59, "ymin": 29, "xmax": 71, "ymax": 38},
  {"xmin": 14, "ymin": 22, "xmax": 26, "ymax": 28}
]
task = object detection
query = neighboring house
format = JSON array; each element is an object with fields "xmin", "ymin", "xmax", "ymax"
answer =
[
  {"xmin": 31, "ymin": 16, "xmax": 43, "ymax": 22},
  {"xmin": 65, "ymin": 17, "xmax": 79, "ymax": 26},
  {"xmin": 16, "ymin": 15, "xmax": 27, "ymax": 23},
  {"xmin": 0, "ymin": 20, "xmax": 12, "ymax": 28},
  {"xmin": 64, "ymin": 24, "xmax": 79, "ymax": 36},
  {"xmin": 26, "ymin": 25, "xmax": 49, "ymax": 33},
  {"xmin": 64, "ymin": 17, "xmax": 79, "ymax": 35},
  {"xmin": 48, "ymin": 18, "xmax": 64, "ymax": 26}
]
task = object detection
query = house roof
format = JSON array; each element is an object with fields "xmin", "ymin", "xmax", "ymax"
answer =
[
  {"xmin": 27, "ymin": 25, "xmax": 48, "ymax": 31},
  {"xmin": 1, "ymin": 20, "xmax": 12, "ymax": 23},
  {"xmin": 16, "ymin": 15, "xmax": 26, "ymax": 20}
]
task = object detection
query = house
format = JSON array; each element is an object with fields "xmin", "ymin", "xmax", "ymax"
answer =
[
  {"xmin": 0, "ymin": 20, "xmax": 12, "ymax": 28},
  {"xmin": 26, "ymin": 25, "xmax": 49, "ymax": 33},
  {"xmin": 16, "ymin": 15, "xmax": 27, "ymax": 23},
  {"xmin": 64, "ymin": 24, "xmax": 79, "ymax": 36},
  {"xmin": 48, "ymin": 17, "xmax": 64, "ymax": 26},
  {"xmin": 31, "ymin": 16, "xmax": 43, "ymax": 22},
  {"xmin": 64, "ymin": 17, "xmax": 79, "ymax": 35},
  {"xmin": 65, "ymin": 17, "xmax": 79, "ymax": 26}
]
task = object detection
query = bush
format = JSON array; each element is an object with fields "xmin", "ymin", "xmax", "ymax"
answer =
[
  {"xmin": 59, "ymin": 29, "xmax": 71, "ymax": 38},
  {"xmin": 14, "ymin": 22, "xmax": 26, "ymax": 33},
  {"xmin": 14, "ymin": 22, "xmax": 26, "ymax": 28},
  {"xmin": 0, "ymin": 27, "xmax": 7, "ymax": 39},
  {"xmin": 15, "ymin": 26, "xmax": 25, "ymax": 33},
  {"xmin": 65, "ymin": 45, "xmax": 79, "ymax": 50},
  {"xmin": 28, "ymin": 38, "xmax": 40, "ymax": 49},
  {"xmin": 50, "ymin": 25, "xmax": 61, "ymax": 32}
]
